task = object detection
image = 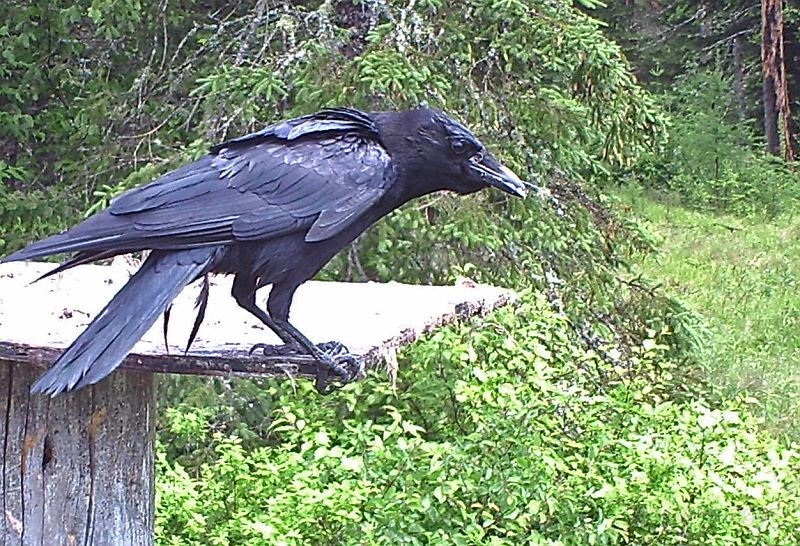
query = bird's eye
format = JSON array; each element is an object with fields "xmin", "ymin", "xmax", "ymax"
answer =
[{"xmin": 450, "ymin": 139, "xmax": 468, "ymax": 154}]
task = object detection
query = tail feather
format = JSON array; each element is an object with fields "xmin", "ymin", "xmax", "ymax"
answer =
[
  {"xmin": 34, "ymin": 249, "xmax": 121, "ymax": 281},
  {"xmin": 1, "ymin": 212, "xmax": 133, "ymax": 265},
  {"xmin": 31, "ymin": 248, "xmax": 219, "ymax": 396}
]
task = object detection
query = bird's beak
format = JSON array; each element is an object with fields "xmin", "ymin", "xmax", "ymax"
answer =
[{"xmin": 469, "ymin": 153, "xmax": 529, "ymax": 198}]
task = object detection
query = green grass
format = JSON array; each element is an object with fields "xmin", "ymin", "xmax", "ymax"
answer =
[{"xmin": 615, "ymin": 188, "xmax": 800, "ymax": 437}]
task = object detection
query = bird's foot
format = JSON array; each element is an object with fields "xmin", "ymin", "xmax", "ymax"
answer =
[
  {"xmin": 312, "ymin": 341, "xmax": 363, "ymax": 395},
  {"xmin": 248, "ymin": 340, "xmax": 363, "ymax": 394}
]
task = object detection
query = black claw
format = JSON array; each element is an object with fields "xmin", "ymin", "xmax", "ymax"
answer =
[
  {"xmin": 315, "ymin": 365, "xmax": 331, "ymax": 394},
  {"xmin": 249, "ymin": 339, "xmax": 363, "ymax": 394},
  {"xmin": 248, "ymin": 342, "xmax": 267, "ymax": 356},
  {"xmin": 248, "ymin": 342, "xmax": 302, "ymax": 356},
  {"xmin": 313, "ymin": 341, "xmax": 363, "ymax": 394},
  {"xmin": 316, "ymin": 341, "xmax": 349, "ymax": 356}
]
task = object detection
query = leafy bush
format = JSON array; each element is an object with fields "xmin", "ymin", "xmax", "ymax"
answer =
[{"xmin": 156, "ymin": 293, "xmax": 800, "ymax": 545}]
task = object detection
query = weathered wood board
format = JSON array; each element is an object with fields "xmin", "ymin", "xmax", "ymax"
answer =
[{"xmin": 0, "ymin": 260, "xmax": 513, "ymax": 380}]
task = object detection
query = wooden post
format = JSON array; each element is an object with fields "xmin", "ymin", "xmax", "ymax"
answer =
[{"xmin": 1, "ymin": 362, "xmax": 155, "ymax": 546}]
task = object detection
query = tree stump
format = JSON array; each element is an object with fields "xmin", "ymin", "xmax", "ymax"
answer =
[{"xmin": 1, "ymin": 362, "xmax": 154, "ymax": 546}]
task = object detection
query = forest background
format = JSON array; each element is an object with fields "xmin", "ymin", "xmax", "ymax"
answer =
[{"xmin": 2, "ymin": 0, "xmax": 800, "ymax": 544}]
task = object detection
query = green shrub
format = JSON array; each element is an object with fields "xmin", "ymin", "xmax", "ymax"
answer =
[{"xmin": 156, "ymin": 293, "xmax": 800, "ymax": 545}]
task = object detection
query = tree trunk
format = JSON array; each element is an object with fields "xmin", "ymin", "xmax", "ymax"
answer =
[
  {"xmin": 733, "ymin": 34, "xmax": 747, "ymax": 121},
  {"xmin": 761, "ymin": 0, "xmax": 795, "ymax": 160},
  {"xmin": 1, "ymin": 362, "xmax": 155, "ymax": 546},
  {"xmin": 784, "ymin": 11, "xmax": 800, "ymax": 160},
  {"xmin": 763, "ymin": 71, "xmax": 781, "ymax": 155}
]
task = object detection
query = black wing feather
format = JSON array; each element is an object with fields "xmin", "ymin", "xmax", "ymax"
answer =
[
  {"xmin": 1, "ymin": 109, "xmax": 392, "ymax": 265},
  {"xmin": 211, "ymin": 107, "xmax": 380, "ymax": 151}
]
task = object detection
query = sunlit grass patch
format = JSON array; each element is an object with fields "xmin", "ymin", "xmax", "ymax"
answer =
[{"xmin": 616, "ymin": 188, "xmax": 800, "ymax": 437}]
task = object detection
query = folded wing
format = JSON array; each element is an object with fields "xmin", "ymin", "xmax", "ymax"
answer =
[{"xmin": 2, "ymin": 109, "xmax": 393, "ymax": 264}]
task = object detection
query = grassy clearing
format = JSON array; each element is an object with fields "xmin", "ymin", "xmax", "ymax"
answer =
[{"xmin": 615, "ymin": 188, "xmax": 800, "ymax": 438}]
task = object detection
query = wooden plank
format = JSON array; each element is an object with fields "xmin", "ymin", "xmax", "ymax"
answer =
[
  {"xmin": 0, "ymin": 362, "xmax": 154, "ymax": 546},
  {"xmin": 0, "ymin": 284, "xmax": 509, "ymax": 383},
  {"xmin": 0, "ymin": 261, "xmax": 513, "ymax": 383}
]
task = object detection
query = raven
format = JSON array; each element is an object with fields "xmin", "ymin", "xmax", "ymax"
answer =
[{"xmin": 2, "ymin": 107, "xmax": 528, "ymax": 395}]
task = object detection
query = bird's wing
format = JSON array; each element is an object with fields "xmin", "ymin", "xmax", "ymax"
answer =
[
  {"xmin": 3, "ymin": 110, "xmax": 393, "ymax": 262},
  {"xmin": 111, "ymin": 134, "xmax": 392, "ymax": 246},
  {"xmin": 110, "ymin": 107, "xmax": 391, "ymax": 246},
  {"xmin": 210, "ymin": 107, "xmax": 379, "ymax": 151},
  {"xmin": 224, "ymin": 136, "xmax": 392, "ymax": 243}
]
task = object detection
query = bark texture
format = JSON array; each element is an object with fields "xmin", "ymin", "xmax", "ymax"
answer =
[
  {"xmin": 1, "ymin": 363, "xmax": 154, "ymax": 546},
  {"xmin": 761, "ymin": 0, "xmax": 795, "ymax": 160},
  {"xmin": 784, "ymin": 13, "xmax": 800, "ymax": 159}
]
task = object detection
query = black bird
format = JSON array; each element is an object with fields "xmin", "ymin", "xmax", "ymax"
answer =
[{"xmin": 1, "ymin": 107, "xmax": 528, "ymax": 395}]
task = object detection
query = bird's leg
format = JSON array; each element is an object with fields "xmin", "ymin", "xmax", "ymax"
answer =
[
  {"xmin": 232, "ymin": 274, "xmax": 298, "ymax": 344},
  {"xmin": 266, "ymin": 282, "xmax": 363, "ymax": 393},
  {"xmin": 232, "ymin": 276, "xmax": 361, "ymax": 393},
  {"xmin": 266, "ymin": 318, "xmax": 361, "ymax": 394},
  {"xmin": 269, "ymin": 282, "xmax": 365, "ymax": 391}
]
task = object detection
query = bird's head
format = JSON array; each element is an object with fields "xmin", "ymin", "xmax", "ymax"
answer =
[{"xmin": 391, "ymin": 108, "xmax": 529, "ymax": 198}]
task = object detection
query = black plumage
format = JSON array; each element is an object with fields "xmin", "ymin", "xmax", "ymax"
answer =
[{"xmin": 1, "ymin": 107, "xmax": 528, "ymax": 395}]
